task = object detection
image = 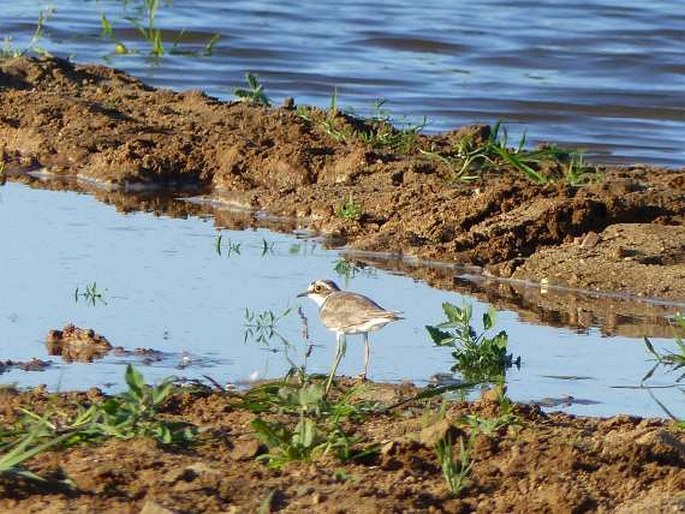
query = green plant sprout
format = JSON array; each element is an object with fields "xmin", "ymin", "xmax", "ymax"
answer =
[
  {"xmin": 234, "ymin": 72, "xmax": 272, "ymax": 107},
  {"xmin": 335, "ymin": 193, "xmax": 363, "ymax": 221}
]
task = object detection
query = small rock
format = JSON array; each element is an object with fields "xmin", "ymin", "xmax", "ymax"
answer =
[
  {"xmin": 282, "ymin": 96, "xmax": 295, "ymax": 109},
  {"xmin": 139, "ymin": 500, "xmax": 180, "ymax": 514},
  {"xmin": 229, "ymin": 438, "xmax": 261, "ymax": 461},
  {"xmin": 580, "ymin": 231, "xmax": 601, "ymax": 249}
]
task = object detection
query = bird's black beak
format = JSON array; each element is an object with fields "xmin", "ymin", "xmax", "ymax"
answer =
[{"xmin": 296, "ymin": 291, "xmax": 308, "ymax": 298}]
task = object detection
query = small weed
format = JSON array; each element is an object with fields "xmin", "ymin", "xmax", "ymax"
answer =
[
  {"xmin": 434, "ymin": 432, "xmax": 475, "ymax": 497},
  {"xmin": 251, "ymin": 382, "xmax": 376, "ymax": 469},
  {"xmin": 335, "ymin": 194, "xmax": 363, "ymax": 221},
  {"xmin": 422, "ymin": 122, "xmax": 599, "ymax": 186},
  {"xmin": 643, "ymin": 312, "xmax": 685, "ymax": 382},
  {"xmin": 0, "ymin": 7, "xmax": 53, "ymax": 60},
  {"xmin": 19, "ymin": 365, "xmax": 196, "ymax": 446},
  {"xmin": 74, "ymin": 282, "xmax": 108, "ymax": 306},
  {"xmin": 234, "ymin": 72, "xmax": 272, "ymax": 107},
  {"xmin": 426, "ymin": 303, "xmax": 520, "ymax": 383}
]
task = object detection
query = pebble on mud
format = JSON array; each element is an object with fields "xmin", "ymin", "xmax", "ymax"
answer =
[
  {"xmin": 45, "ymin": 324, "xmax": 113, "ymax": 363},
  {"xmin": 580, "ymin": 231, "xmax": 601, "ymax": 249}
]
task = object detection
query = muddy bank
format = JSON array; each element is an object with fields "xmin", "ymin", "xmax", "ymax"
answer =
[
  {"xmin": 0, "ymin": 382, "xmax": 683, "ymax": 513},
  {"xmin": 1, "ymin": 56, "xmax": 684, "ymax": 300}
]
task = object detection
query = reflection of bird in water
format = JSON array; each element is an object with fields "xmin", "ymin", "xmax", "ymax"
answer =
[{"xmin": 297, "ymin": 279, "xmax": 403, "ymax": 392}]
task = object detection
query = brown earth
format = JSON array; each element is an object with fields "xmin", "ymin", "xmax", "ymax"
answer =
[
  {"xmin": 0, "ymin": 383, "xmax": 683, "ymax": 513},
  {"xmin": 1, "ymin": 56, "xmax": 684, "ymax": 303}
]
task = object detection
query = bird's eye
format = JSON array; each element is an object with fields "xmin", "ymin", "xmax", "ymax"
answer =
[{"xmin": 314, "ymin": 284, "xmax": 322, "ymax": 292}]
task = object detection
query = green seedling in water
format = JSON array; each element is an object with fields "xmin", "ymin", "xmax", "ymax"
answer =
[
  {"xmin": 0, "ymin": 7, "xmax": 53, "ymax": 59},
  {"xmin": 426, "ymin": 303, "xmax": 520, "ymax": 383},
  {"xmin": 335, "ymin": 193, "xmax": 363, "ymax": 221},
  {"xmin": 243, "ymin": 307, "xmax": 293, "ymax": 346},
  {"xmin": 98, "ymin": 0, "xmax": 219, "ymax": 58},
  {"xmin": 74, "ymin": 282, "xmax": 108, "ymax": 306},
  {"xmin": 261, "ymin": 238, "xmax": 275, "ymax": 257},
  {"xmin": 215, "ymin": 234, "xmax": 241, "ymax": 256},
  {"xmin": 234, "ymin": 72, "xmax": 272, "ymax": 107},
  {"xmin": 643, "ymin": 312, "xmax": 685, "ymax": 382}
]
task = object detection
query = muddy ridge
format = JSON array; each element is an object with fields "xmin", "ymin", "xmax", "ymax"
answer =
[
  {"xmin": 0, "ymin": 383, "xmax": 684, "ymax": 513},
  {"xmin": 1, "ymin": 56, "xmax": 684, "ymax": 300}
]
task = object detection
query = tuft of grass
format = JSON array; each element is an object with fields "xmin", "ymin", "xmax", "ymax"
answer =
[
  {"xmin": 215, "ymin": 233, "xmax": 241, "ymax": 257},
  {"xmin": 426, "ymin": 303, "xmax": 520, "ymax": 383},
  {"xmin": 434, "ymin": 432, "xmax": 474, "ymax": 497},
  {"xmin": 422, "ymin": 122, "xmax": 601, "ymax": 186},
  {"xmin": 234, "ymin": 72, "xmax": 272, "ymax": 107},
  {"xmin": 335, "ymin": 193, "xmax": 363, "ymax": 221}
]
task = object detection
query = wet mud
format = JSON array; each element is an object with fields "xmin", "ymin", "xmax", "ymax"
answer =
[
  {"xmin": 1, "ymin": 56, "xmax": 684, "ymax": 303},
  {"xmin": 0, "ymin": 383, "xmax": 683, "ymax": 513}
]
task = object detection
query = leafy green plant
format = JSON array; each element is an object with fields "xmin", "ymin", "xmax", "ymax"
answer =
[
  {"xmin": 234, "ymin": 72, "xmax": 272, "ymax": 107},
  {"xmin": 19, "ymin": 365, "xmax": 196, "ymax": 446},
  {"xmin": 251, "ymin": 382, "xmax": 376, "ymax": 469},
  {"xmin": 335, "ymin": 193, "xmax": 363, "ymax": 221},
  {"xmin": 426, "ymin": 303, "xmax": 519, "ymax": 383}
]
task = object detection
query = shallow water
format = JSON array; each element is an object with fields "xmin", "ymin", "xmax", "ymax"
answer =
[
  {"xmin": 0, "ymin": 182, "xmax": 682, "ymax": 418},
  {"xmin": 2, "ymin": 0, "xmax": 684, "ymax": 166}
]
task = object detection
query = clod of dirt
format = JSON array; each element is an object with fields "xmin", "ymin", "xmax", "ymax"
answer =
[{"xmin": 45, "ymin": 324, "xmax": 113, "ymax": 362}]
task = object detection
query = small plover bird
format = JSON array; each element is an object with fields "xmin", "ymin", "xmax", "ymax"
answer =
[{"xmin": 297, "ymin": 279, "xmax": 403, "ymax": 392}]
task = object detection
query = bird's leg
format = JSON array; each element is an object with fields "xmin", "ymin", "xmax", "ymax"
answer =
[
  {"xmin": 359, "ymin": 332, "xmax": 370, "ymax": 380},
  {"xmin": 325, "ymin": 332, "xmax": 346, "ymax": 396}
]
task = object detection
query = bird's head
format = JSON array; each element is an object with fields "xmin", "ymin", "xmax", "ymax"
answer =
[{"xmin": 297, "ymin": 279, "xmax": 340, "ymax": 306}]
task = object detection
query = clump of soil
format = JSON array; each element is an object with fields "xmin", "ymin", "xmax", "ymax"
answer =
[
  {"xmin": 45, "ymin": 324, "xmax": 112, "ymax": 362},
  {"xmin": 0, "ymin": 383, "xmax": 683, "ymax": 513},
  {"xmin": 1, "ymin": 55, "xmax": 684, "ymax": 299}
]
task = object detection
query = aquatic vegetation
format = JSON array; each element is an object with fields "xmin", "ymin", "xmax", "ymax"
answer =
[
  {"xmin": 426, "ymin": 303, "xmax": 520, "ymax": 383},
  {"xmin": 243, "ymin": 306, "xmax": 293, "ymax": 346},
  {"xmin": 643, "ymin": 312, "xmax": 685, "ymax": 381},
  {"xmin": 74, "ymin": 282, "xmax": 108, "ymax": 306},
  {"xmin": 98, "ymin": 0, "xmax": 220, "ymax": 57},
  {"xmin": 335, "ymin": 193, "xmax": 363, "ymax": 221},
  {"xmin": 0, "ymin": 7, "xmax": 53, "ymax": 60},
  {"xmin": 215, "ymin": 233, "xmax": 241, "ymax": 257},
  {"xmin": 234, "ymin": 72, "xmax": 272, "ymax": 107},
  {"xmin": 261, "ymin": 237, "xmax": 275, "ymax": 257}
]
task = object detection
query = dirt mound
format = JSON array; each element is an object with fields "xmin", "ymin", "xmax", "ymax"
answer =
[
  {"xmin": 0, "ymin": 384, "xmax": 683, "ymax": 513},
  {"xmin": 1, "ymin": 56, "xmax": 684, "ymax": 300}
]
